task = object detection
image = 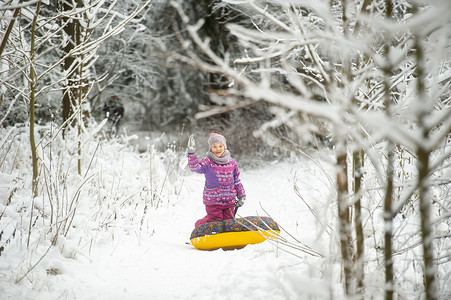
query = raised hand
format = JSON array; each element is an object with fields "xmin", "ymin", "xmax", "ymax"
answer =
[{"xmin": 187, "ymin": 134, "xmax": 196, "ymax": 153}]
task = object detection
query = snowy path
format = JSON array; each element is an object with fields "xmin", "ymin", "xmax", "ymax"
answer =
[{"xmin": 4, "ymin": 160, "xmax": 332, "ymax": 300}]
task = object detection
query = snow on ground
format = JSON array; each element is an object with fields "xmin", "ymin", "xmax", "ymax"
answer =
[{"xmin": 0, "ymin": 128, "xmax": 339, "ymax": 299}]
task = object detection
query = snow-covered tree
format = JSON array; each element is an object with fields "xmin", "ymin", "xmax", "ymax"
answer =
[
  {"xmin": 1, "ymin": 1, "xmax": 150, "ymax": 184},
  {"xmin": 96, "ymin": 0, "xmax": 257, "ymax": 132},
  {"xmin": 1, "ymin": 1, "xmax": 150, "ymax": 127},
  {"xmin": 169, "ymin": 0, "xmax": 451, "ymax": 298}
]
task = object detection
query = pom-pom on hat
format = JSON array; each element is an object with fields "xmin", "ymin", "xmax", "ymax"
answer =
[{"xmin": 208, "ymin": 131, "xmax": 227, "ymax": 149}]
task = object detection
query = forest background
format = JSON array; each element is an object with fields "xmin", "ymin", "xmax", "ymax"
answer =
[{"xmin": 0, "ymin": 0, "xmax": 450, "ymax": 299}]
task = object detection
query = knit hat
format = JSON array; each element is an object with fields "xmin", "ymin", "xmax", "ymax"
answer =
[{"xmin": 208, "ymin": 131, "xmax": 227, "ymax": 149}]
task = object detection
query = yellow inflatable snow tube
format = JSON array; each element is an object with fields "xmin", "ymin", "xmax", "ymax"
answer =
[{"xmin": 190, "ymin": 216, "xmax": 280, "ymax": 250}]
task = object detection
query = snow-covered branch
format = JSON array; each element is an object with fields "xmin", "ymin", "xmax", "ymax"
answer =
[{"xmin": 168, "ymin": 0, "xmax": 450, "ymax": 298}]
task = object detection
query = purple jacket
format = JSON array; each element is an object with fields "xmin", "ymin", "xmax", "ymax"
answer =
[{"xmin": 188, "ymin": 153, "xmax": 246, "ymax": 206}]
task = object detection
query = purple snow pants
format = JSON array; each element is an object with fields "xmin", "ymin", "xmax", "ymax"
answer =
[{"xmin": 195, "ymin": 204, "xmax": 235, "ymax": 227}]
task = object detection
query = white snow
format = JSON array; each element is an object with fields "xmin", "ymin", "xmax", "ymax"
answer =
[
  {"xmin": 0, "ymin": 127, "xmax": 339, "ymax": 300},
  {"xmin": 0, "ymin": 126, "xmax": 449, "ymax": 299}
]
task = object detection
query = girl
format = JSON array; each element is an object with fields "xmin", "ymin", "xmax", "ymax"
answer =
[{"xmin": 187, "ymin": 131, "xmax": 246, "ymax": 227}]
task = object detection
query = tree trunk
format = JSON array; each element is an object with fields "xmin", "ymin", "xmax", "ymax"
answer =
[
  {"xmin": 61, "ymin": 0, "xmax": 83, "ymax": 136},
  {"xmin": 0, "ymin": 0, "xmax": 24, "ymax": 57},
  {"xmin": 383, "ymin": 142, "xmax": 394, "ymax": 300},
  {"xmin": 382, "ymin": 2, "xmax": 395, "ymax": 298},
  {"xmin": 417, "ymin": 146, "xmax": 437, "ymax": 300},
  {"xmin": 414, "ymin": 25, "xmax": 438, "ymax": 300},
  {"xmin": 382, "ymin": 60, "xmax": 394, "ymax": 300},
  {"xmin": 337, "ymin": 150, "xmax": 354, "ymax": 295},
  {"xmin": 352, "ymin": 149, "xmax": 365, "ymax": 292},
  {"xmin": 29, "ymin": 2, "xmax": 41, "ymax": 198}
]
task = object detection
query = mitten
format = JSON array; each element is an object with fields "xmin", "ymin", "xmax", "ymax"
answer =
[
  {"xmin": 187, "ymin": 134, "xmax": 196, "ymax": 153},
  {"xmin": 236, "ymin": 196, "xmax": 245, "ymax": 207}
]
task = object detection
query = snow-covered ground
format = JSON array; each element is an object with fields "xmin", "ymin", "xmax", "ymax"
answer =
[
  {"xmin": 0, "ymin": 128, "xmax": 339, "ymax": 299},
  {"xmin": 1, "ymin": 127, "xmax": 449, "ymax": 299},
  {"xmin": 37, "ymin": 162, "xmax": 331, "ymax": 300}
]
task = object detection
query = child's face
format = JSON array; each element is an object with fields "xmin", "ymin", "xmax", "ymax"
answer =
[{"xmin": 211, "ymin": 142, "xmax": 225, "ymax": 157}]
